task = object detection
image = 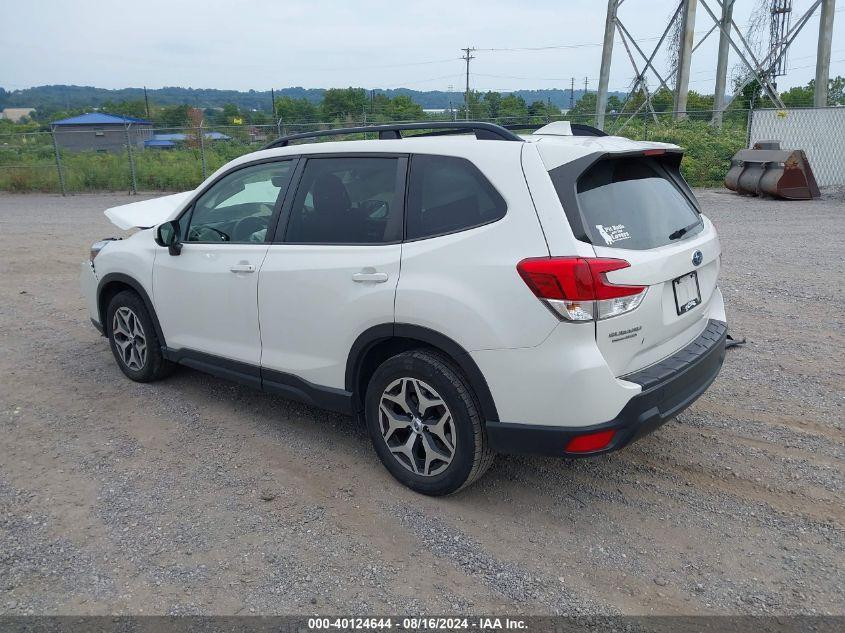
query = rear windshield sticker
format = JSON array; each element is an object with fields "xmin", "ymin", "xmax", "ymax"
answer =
[{"xmin": 596, "ymin": 224, "xmax": 631, "ymax": 246}]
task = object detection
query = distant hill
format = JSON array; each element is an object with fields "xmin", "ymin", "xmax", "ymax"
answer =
[{"xmin": 1, "ymin": 84, "xmax": 627, "ymax": 115}]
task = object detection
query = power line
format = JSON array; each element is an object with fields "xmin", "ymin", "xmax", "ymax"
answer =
[
  {"xmin": 473, "ymin": 72, "xmax": 601, "ymax": 82},
  {"xmin": 394, "ymin": 73, "xmax": 465, "ymax": 86},
  {"xmin": 686, "ymin": 57, "xmax": 845, "ymax": 85},
  {"xmin": 473, "ymin": 27, "xmax": 732, "ymax": 54}
]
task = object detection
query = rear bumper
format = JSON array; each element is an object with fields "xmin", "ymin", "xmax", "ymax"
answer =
[{"xmin": 486, "ymin": 319, "xmax": 727, "ymax": 457}]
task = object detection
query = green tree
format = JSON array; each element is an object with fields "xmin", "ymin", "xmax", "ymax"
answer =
[
  {"xmin": 828, "ymin": 76, "xmax": 845, "ymax": 105},
  {"xmin": 569, "ymin": 92, "xmax": 596, "ymax": 117},
  {"xmin": 100, "ymin": 99, "xmax": 148, "ymax": 118},
  {"xmin": 321, "ymin": 88, "xmax": 367, "ymax": 120},
  {"xmin": 274, "ymin": 96, "xmax": 318, "ymax": 123},
  {"xmin": 730, "ymin": 77, "xmax": 766, "ymax": 110},
  {"xmin": 499, "ymin": 94, "xmax": 528, "ymax": 122},
  {"xmin": 385, "ymin": 95, "xmax": 423, "ymax": 121},
  {"xmin": 686, "ymin": 91, "xmax": 715, "ymax": 119},
  {"xmin": 455, "ymin": 90, "xmax": 487, "ymax": 120},
  {"xmin": 220, "ymin": 103, "xmax": 242, "ymax": 124},
  {"xmin": 649, "ymin": 87, "xmax": 674, "ymax": 112},
  {"xmin": 368, "ymin": 93, "xmax": 392, "ymax": 121},
  {"xmin": 528, "ymin": 100, "xmax": 546, "ymax": 117},
  {"xmin": 780, "ymin": 84, "xmax": 813, "ymax": 107},
  {"xmin": 248, "ymin": 110, "xmax": 271, "ymax": 125},
  {"xmin": 802, "ymin": 75, "xmax": 845, "ymax": 106},
  {"xmin": 528, "ymin": 100, "xmax": 561, "ymax": 119},
  {"xmin": 482, "ymin": 92, "xmax": 503, "ymax": 118},
  {"xmin": 155, "ymin": 104, "xmax": 190, "ymax": 127}
]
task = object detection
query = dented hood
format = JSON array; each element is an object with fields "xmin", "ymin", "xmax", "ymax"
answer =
[{"xmin": 104, "ymin": 192, "xmax": 193, "ymax": 230}]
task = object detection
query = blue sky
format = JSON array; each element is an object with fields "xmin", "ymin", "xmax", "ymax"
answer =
[{"xmin": 1, "ymin": 0, "xmax": 842, "ymax": 93}]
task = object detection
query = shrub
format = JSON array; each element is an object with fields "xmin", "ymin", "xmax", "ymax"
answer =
[{"xmin": 0, "ymin": 122, "xmax": 746, "ymax": 193}]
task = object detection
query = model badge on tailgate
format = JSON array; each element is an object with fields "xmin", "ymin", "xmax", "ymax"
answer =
[{"xmin": 608, "ymin": 325, "xmax": 641, "ymax": 342}]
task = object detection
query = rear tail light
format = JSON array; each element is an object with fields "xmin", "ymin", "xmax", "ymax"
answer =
[
  {"xmin": 517, "ymin": 257, "xmax": 646, "ymax": 322},
  {"xmin": 565, "ymin": 429, "xmax": 616, "ymax": 453}
]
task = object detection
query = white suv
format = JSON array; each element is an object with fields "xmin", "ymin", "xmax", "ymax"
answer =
[{"xmin": 81, "ymin": 121, "xmax": 727, "ymax": 495}]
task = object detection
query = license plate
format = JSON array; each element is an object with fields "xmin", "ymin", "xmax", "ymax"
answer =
[{"xmin": 673, "ymin": 271, "xmax": 701, "ymax": 315}]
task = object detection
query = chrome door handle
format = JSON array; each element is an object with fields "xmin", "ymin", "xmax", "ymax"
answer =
[
  {"xmin": 230, "ymin": 264, "xmax": 256, "ymax": 273},
  {"xmin": 352, "ymin": 271, "xmax": 389, "ymax": 283}
]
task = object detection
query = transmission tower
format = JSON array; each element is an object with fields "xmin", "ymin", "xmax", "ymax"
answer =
[
  {"xmin": 595, "ymin": 0, "xmax": 837, "ymax": 131},
  {"xmin": 769, "ymin": 0, "xmax": 793, "ymax": 82}
]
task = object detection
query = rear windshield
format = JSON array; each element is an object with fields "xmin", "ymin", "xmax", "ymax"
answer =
[{"xmin": 553, "ymin": 156, "xmax": 702, "ymax": 250}]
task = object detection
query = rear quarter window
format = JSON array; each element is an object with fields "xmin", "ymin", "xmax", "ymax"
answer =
[
  {"xmin": 406, "ymin": 155, "xmax": 506, "ymax": 240},
  {"xmin": 551, "ymin": 155, "xmax": 702, "ymax": 250}
]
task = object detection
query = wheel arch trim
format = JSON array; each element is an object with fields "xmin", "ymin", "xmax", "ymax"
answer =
[
  {"xmin": 346, "ymin": 323, "xmax": 500, "ymax": 423},
  {"xmin": 96, "ymin": 273, "xmax": 166, "ymax": 347}
]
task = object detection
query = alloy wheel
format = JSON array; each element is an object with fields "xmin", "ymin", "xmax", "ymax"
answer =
[
  {"xmin": 378, "ymin": 377, "xmax": 456, "ymax": 476},
  {"xmin": 112, "ymin": 306, "xmax": 147, "ymax": 371}
]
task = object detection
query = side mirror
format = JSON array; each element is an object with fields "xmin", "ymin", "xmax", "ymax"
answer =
[{"xmin": 155, "ymin": 220, "xmax": 182, "ymax": 256}]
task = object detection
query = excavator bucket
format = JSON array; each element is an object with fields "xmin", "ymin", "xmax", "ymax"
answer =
[{"xmin": 725, "ymin": 141, "xmax": 820, "ymax": 200}]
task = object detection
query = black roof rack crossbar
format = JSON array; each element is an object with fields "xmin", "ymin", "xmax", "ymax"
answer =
[{"xmin": 261, "ymin": 121, "xmax": 523, "ymax": 149}]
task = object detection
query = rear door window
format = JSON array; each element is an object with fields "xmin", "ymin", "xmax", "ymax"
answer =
[
  {"xmin": 406, "ymin": 154, "xmax": 506, "ymax": 240},
  {"xmin": 552, "ymin": 156, "xmax": 701, "ymax": 250}
]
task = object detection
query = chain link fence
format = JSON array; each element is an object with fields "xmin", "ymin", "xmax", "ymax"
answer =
[
  {"xmin": 3, "ymin": 107, "xmax": 836, "ymax": 194},
  {"xmin": 749, "ymin": 107, "xmax": 845, "ymax": 187}
]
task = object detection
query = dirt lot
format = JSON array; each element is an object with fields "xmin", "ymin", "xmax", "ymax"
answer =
[{"xmin": 0, "ymin": 190, "xmax": 842, "ymax": 616}]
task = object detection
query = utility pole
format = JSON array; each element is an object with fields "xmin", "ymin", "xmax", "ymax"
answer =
[
  {"xmin": 271, "ymin": 88, "xmax": 276, "ymax": 117},
  {"xmin": 143, "ymin": 86, "xmax": 150, "ymax": 119},
  {"xmin": 584, "ymin": 77, "xmax": 589, "ymax": 95},
  {"xmin": 814, "ymin": 0, "xmax": 836, "ymax": 107},
  {"xmin": 674, "ymin": 0, "xmax": 698, "ymax": 120},
  {"xmin": 712, "ymin": 0, "xmax": 734, "ymax": 129},
  {"xmin": 596, "ymin": 0, "xmax": 619, "ymax": 129},
  {"xmin": 462, "ymin": 47, "xmax": 475, "ymax": 121},
  {"xmin": 570, "ymin": 77, "xmax": 575, "ymax": 110}
]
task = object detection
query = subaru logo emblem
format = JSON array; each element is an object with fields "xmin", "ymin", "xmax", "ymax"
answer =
[{"xmin": 692, "ymin": 250, "xmax": 703, "ymax": 266}]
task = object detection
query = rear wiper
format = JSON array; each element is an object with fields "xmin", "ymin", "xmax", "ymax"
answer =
[{"xmin": 669, "ymin": 218, "xmax": 702, "ymax": 241}]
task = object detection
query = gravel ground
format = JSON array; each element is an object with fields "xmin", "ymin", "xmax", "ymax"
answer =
[{"xmin": 0, "ymin": 189, "xmax": 842, "ymax": 616}]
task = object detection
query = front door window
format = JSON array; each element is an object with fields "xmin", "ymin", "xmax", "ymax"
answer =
[{"xmin": 185, "ymin": 161, "xmax": 295, "ymax": 243}]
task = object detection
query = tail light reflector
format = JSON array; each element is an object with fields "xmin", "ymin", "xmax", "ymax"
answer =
[
  {"xmin": 517, "ymin": 257, "xmax": 646, "ymax": 321},
  {"xmin": 565, "ymin": 430, "xmax": 616, "ymax": 453}
]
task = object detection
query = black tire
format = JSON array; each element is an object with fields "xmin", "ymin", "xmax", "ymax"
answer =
[
  {"xmin": 106, "ymin": 290, "xmax": 174, "ymax": 382},
  {"xmin": 364, "ymin": 349, "xmax": 495, "ymax": 496}
]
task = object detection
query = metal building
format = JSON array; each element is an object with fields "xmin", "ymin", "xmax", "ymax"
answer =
[{"xmin": 51, "ymin": 113, "xmax": 153, "ymax": 153}]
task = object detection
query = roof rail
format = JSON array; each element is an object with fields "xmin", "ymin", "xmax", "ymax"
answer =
[
  {"xmin": 501, "ymin": 122, "xmax": 608, "ymax": 137},
  {"xmin": 261, "ymin": 121, "xmax": 523, "ymax": 149}
]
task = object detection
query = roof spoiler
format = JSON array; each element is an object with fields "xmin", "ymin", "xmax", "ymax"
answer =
[{"xmin": 503, "ymin": 121, "xmax": 608, "ymax": 137}]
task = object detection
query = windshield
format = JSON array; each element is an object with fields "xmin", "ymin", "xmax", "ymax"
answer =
[{"xmin": 554, "ymin": 156, "xmax": 702, "ymax": 250}]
